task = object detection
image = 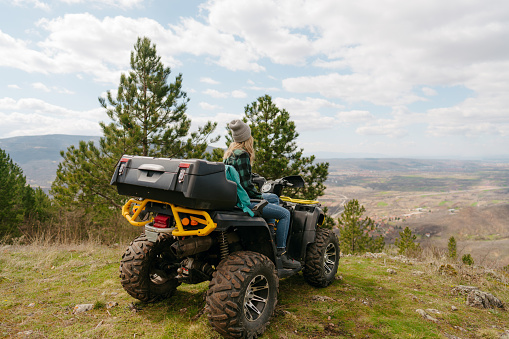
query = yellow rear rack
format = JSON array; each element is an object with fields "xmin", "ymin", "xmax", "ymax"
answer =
[{"xmin": 121, "ymin": 198, "xmax": 217, "ymax": 236}]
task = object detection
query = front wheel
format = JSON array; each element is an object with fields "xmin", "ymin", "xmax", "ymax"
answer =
[
  {"xmin": 119, "ymin": 233, "xmax": 180, "ymax": 302},
  {"xmin": 303, "ymin": 228, "xmax": 340, "ymax": 287},
  {"xmin": 206, "ymin": 251, "xmax": 278, "ymax": 339}
]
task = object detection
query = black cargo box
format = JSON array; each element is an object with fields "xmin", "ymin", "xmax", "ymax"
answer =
[{"xmin": 111, "ymin": 155, "xmax": 237, "ymax": 210}]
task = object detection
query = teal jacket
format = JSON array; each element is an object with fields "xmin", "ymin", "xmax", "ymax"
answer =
[{"xmin": 224, "ymin": 164, "xmax": 254, "ymax": 217}]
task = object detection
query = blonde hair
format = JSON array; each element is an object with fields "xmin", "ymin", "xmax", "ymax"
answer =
[{"xmin": 224, "ymin": 136, "xmax": 255, "ymax": 163}]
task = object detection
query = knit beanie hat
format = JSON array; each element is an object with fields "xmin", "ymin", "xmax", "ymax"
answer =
[{"xmin": 229, "ymin": 119, "xmax": 251, "ymax": 143}]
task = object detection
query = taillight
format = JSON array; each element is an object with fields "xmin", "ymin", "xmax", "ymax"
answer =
[
  {"xmin": 154, "ymin": 214, "xmax": 171, "ymax": 228},
  {"xmin": 177, "ymin": 163, "xmax": 190, "ymax": 183},
  {"xmin": 118, "ymin": 158, "xmax": 129, "ymax": 176}
]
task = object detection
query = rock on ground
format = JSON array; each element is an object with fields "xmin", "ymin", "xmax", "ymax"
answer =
[
  {"xmin": 73, "ymin": 304, "xmax": 94, "ymax": 314},
  {"xmin": 415, "ymin": 309, "xmax": 439, "ymax": 323},
  {"xmin": 451, "ymin": 285, "xmax": 505, "ymax": 309},
  {"xmin": 466, "ymin": 290, "xmax": 505, "ymax": 309},
  {"xmin": 451, "ymin": 285, "xmax": 479, "ymax": 295}
]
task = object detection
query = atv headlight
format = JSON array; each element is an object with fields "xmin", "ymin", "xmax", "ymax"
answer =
[{"xmin": 261, "ymin": 182, "xmax": 272, "ymax": 193}]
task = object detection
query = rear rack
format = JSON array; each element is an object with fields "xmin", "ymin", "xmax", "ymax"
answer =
[{"xmin": 122, "ymin": 198, "xmax": 217, "ymax": 236}]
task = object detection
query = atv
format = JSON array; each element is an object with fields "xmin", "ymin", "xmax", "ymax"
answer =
[{"xmin": 111, "ymin": 155, "xmax": 340, "ymax": 338}]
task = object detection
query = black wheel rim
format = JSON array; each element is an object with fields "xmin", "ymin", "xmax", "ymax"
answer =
[
  {"xmin": 244, "ymin": 274, "xmax": 270, "ymax": 322},
  {"xmin": 324, "ymin": 243, "xmax": 337, "ymax": 275}
]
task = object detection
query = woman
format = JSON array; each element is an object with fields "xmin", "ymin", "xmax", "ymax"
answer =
[{"xmin": 224, "ymin": 119, "xmax": 300, "ymax": 269}]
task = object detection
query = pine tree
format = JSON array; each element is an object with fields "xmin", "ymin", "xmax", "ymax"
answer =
[
  {"xmin": 394, "ymin": 226, "xmax": 420, "ymax": 255},
  {"xmin": 230, "ymin": 95, "xmax": 329, "ymax": 200},
  {"xmin": 0, "ymin": 149, "xmax": 52, "ymax": 238},
  {"xmin": 337, "ymin": 199, "xmax": 384, "ymax": 254},
  {"xmin": 51, "ymin": 37, "xmax": 217, "ymax": 210},
  {"xmin": 321, "ymin": 206, "xmax": 335, "ymax": 230},
  {"xmin": 0, "ymin": 149, "xmax": 25, "ymax": 237},
  {"xmin": 448, "ymin": 236, "xmax": 457, "ymax": 259}
]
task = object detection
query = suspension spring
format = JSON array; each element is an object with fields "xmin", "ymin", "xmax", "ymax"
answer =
[{"xmin": 219, "ymin": 231, "xmax": 229, "ymax": 260}]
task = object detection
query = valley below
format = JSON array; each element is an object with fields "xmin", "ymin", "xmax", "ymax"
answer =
[{"xmin": 320, "ymin": 158, "xmax": 509, "ymax": 267}]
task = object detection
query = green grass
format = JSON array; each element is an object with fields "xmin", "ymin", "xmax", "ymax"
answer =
[
  {"xmin": 438, "ymin": 200, "xmax": 453, "ymax": 206},
  {"xmin": 1, "ymin": 244, "xmax": 508, "ymax": 338},
  {"xmin": 377, "ymin": 202, "xmax": 389, "ymax": 207}
]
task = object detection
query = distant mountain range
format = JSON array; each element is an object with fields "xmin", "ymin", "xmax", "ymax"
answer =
[
  {"xmin": 2, "ymin": 134, "xmax": 509, "ymax": 190},
  {"xmin": 0, "ymin": 135, "xmax": 101, "ymax": 189}
]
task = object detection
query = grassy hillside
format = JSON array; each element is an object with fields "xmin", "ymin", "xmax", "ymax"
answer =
[{"xmin": 1, "ymin": 243, "xmax": 507, "ymax": 338}]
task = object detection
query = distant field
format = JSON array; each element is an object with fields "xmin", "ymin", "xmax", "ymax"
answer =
[{"xmin": 321, "ymin": 160, "xmax": 509, "ymax": 267}]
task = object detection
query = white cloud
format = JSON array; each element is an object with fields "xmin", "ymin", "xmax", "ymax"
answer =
[
  {"xmin": 426, "ymin": 94, "xmax": 509, "ymax": 137},
  {"xmin": 0, "ymin": 12, "xmax": 266, "ymax": 82},
  {"xmin": 56, "ymin": 87, "xmax": 75, "ymax": 95},
  {"xmin": 32, "ymin": 82, "xmax": 51, "ymax": 92},
  {"xmin": 274, "ymin": 97, "xmax": 343, "ymax": 114},
  {"xmin": 231, "ymin": 90, "xmax": 247, "ymax": 98},
  {"xmin": 0, "ymin": 97, "xmax": 104, "ymax": 138},
  {"xmin": 8, "ymin": 84, "xmax": 21, "ymax": 90},
  {"xmin": 191, "ymin": 112, "xmax": 238, "ymax": 129},
  {"xmin": 199, "ymin": 102, "xmax": 221, "ymax": 110},
  {"xmin": 282, "ymin": 73, "xmax": 424, "ymax": 106},
  {"xmin": 12, "ymin": 0, "xmax": 50, "ymax": 10},
  {"xmin": 291, "ymin": 111, "xmax": 337, "ymax": 131},
  {"xmin": 0, "ymin": 111, "xmax": 101, "ymax": 137},
  {"xmin": 356, "ymin": 119, "xmax": 409, "ymax": 138},
  {"xmin": 200, "ymin": 77, "xmax": 220, "ymax": 85},
  {"xmin": 272, "ymin": 97, "xmax": 340, "ymax": 131},
  {"xmin": 247, "ymin": 86, "xmax": 281, "ymax": 92},
  {"xmin": 336, "ymin": 110, "xmax": 374, "ymax": 123},
  {"xmin": 203, "ymin": 89, "xmax": 229, "ymax": 99},
  {"xmin": 205, "ymin": 0, "xmax": 315, "ymax": 66},
  {"xmin": 354, "ymin": 106, "xmax": 425, "ymax": 138},
  {"xmin": 203, "ymin": 89, "xmax": 247, "ymax": 99},
  {"xmin": 0, "ymin": 97, "xmax": 103, "ymax": 119},
  {"xmin": 14, "ymin": 0, "xmax": 144, "ymax": 10},
  {"xmin": 422, "ymin": 87, "xmax": 438, "ymax": 96},
  {"xmin": 57, "ymin": 0, "xmax": 144, "ymax": 9},
  {"xmin": 0, "ymin": 30, "xmax": 54, "ymax": 73},
  {"xmin": 169, "ymin": 17, "xmax": 264, "ymax": 72}
]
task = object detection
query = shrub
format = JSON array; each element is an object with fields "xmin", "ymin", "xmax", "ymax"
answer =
[
  {"xmin": 462, "ymin": 253, "xmax": 474, "ymax": 266},
  {"xmin": 448, "ymin": 236, "xmax": 457, "ymax": 259}
]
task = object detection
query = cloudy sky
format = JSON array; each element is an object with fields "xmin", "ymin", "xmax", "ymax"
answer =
[{"xmin": 1, "ymin": 0, "xmax": 509, "ymax": 159}]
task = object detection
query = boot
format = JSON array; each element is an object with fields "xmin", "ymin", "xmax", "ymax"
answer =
[{"xmin": 277, "ymin": 248, "xmax": 301, "ymax": 269}]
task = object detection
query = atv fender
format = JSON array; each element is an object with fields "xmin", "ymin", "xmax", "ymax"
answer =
[
  {"xmin": 212, "ymin": 211, "xmax": 277, "ymax": 262},
  {"xmin": 287, "ymin": 206, "xmax": 324, "ymax": 261}
]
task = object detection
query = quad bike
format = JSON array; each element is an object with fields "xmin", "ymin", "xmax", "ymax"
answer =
[{"xmin": 111, "ymin": 155, "xmax": 340, "ymax": 338}]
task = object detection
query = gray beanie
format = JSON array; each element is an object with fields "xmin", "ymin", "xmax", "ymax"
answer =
[{"xmin": 229, "ymin": 119, "xmax": 251, "ymax": 143}]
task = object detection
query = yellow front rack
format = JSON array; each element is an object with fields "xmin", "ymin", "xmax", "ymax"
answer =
[{"xmin": 121, "ymin": 198, "xmax": 217, "ymax": 236}]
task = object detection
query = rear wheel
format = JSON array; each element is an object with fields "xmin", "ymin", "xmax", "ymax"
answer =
[
  {"xmin": 119, "ymin": 233, "xmax": 180, "ymax": 302},
  {"xmin": 303, "ymin": 228, "xmax": 340, "ymax": 287},
  {"xmin": 207, "ymin": 251, "xmax": 278, "ymax": 338}
]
